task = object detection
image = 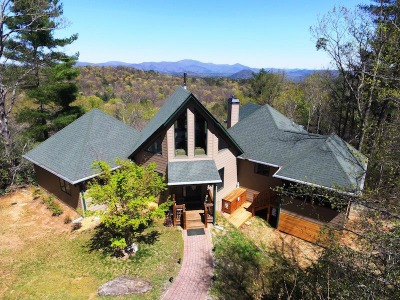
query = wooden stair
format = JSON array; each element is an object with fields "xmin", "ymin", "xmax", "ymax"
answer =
[
  {"xmin": 185, "ymin": 210, "xmax": 205, "ymax": 229},
  {"xmin": 224, "ymin": 201, "xmax": 253, "ymax": 228}
]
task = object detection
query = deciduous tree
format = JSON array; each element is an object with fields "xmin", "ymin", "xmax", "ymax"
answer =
[{"xmin": 87, "ymin": 159, "xmax": 171, "ymax": 254}]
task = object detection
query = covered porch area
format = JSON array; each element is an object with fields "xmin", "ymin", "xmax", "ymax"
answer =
[{"xmin": 167, "ymin": 160, "xmax": 221, "ymax": 229}]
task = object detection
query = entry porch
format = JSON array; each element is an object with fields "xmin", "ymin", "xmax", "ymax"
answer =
[{"xmin": 167, "ymin": 160, "xmax": 221, "ymax": 229}]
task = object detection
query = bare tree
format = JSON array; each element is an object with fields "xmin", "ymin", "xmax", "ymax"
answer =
[{"xmin": 311, "ymin": 6, "xmax": 387, "ymax": 152}]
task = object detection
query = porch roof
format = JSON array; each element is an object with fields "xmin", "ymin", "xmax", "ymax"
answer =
[{"xmin": 167, "ymin": 160, "xmax": 222, "ymax": 186}]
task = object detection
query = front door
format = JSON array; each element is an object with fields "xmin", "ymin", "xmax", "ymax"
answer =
[{"xmin": 184, "ymin": 185, "xmax": 202, "ymax": 209}]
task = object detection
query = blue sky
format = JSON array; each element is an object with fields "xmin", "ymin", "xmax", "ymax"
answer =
[{"xmin": 58, "ymin": 0, "xmax": 364, "ymax": 69}]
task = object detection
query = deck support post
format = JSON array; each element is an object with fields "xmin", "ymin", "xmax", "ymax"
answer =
[{"xmin": 213, "ymin": 184, "xmax": 217, "ymax": 225}]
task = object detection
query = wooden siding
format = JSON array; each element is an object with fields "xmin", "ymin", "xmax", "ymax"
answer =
[
  {"xmin": 167, "ymin": 125, "xmax": 175, "ymax": 161},
  {"xmin": 157, "ymin": 98, "xmax": 240, "ymax": 212},
  {"xmin": 134, "ymin": 131, "xmax": 168, "ymax": 175},
  {"xmin": 214, "ymin": 148, "xmax": 238, "ymax": 211},
  {"xmin": 281, "ymin": 197, "xmax": 346, "ymax": 228},
  {"xmin": 187, "ymin": 107, "xmax": 195, "ymax": 158},
  {"xmin": 278, "ymin": 211, "xmax": 322, "ymax": 243},
  {"xmin": 238, "ymin": 159, "xmax": 282, "ymax": 192},
  {"xmin": 34, "ymin": 165, "xmax": 82, "ymax": 211}
]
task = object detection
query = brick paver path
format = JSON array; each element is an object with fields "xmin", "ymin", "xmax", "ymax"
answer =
[{"xmin": 162, "ymin": 229, "xmax": 213, "ymax": 300}]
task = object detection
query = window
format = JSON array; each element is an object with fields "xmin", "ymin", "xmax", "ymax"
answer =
[
  {"xmin": 218, "ymin": 137, "xmax": 229, "ymax": 151},
  {"xmin": 146, "ymin": 136, "xmax": 162, "ymax": 155},
  {"xmin": 175, "ymin": 111, "xmax": 187, "ymax": 156},
  {"xmin": 194, "ymin": 110, "xmax": 207, "ymax": 155},
  {"xmin": 216, "ymin": 168, "xmax": 224, "ymax": 191},
  {"xmin": 59, "ymin": 178, "xmax": 71, "ymax": 195},
  {"xmin": 254, "ymin": 163, "xmax": 270, "ymax": 176}
]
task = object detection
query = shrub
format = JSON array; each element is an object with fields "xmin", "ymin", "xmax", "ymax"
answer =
[
  {"xmin": 43, "ymin": 196, "xmax": 63, "ymax": 216},
  {"xmin": 32, "ymin": 188, "xmax": 42, "ymax": 200}
]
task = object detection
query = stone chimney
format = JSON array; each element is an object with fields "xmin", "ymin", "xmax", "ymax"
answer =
[{"xmin": 227, "ymin": 96, "xmax": 240, "ymax": 128}]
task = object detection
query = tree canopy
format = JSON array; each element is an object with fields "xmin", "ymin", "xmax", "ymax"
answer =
[{"xmin": 87, "ymin": 159, "xmax": 171, "ymax": 254}]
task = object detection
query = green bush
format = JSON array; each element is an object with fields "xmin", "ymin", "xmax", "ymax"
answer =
[
  {"xmin": 43, "ymin": 196, "xmax": 63, "ymax": 216},
  {"xmin": 32, "ymin": 188, "xmax": 42, "ymax": 200}
]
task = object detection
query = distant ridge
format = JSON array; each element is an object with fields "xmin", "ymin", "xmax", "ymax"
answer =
[{"xmin": 76, "ymin": 59, "xmax": 322, "ymax": 82}]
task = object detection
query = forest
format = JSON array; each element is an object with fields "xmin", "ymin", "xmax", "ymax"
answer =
[{"xmin": 0, "ymin": 0, "xmax": 399, "ymax": 299}]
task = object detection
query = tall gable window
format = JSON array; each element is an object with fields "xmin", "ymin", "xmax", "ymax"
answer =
[
  {"xmin": 146, "ymin": 136, "xmax": 162, "ymax": 155},
  {"xmin": 194, "ymin": 110, "xmax": 207, "ymax": 155},
  {"xmin": 59, "ymin": 178, "xmax": 71, "ymax": 195},
  {"xmin": 175, "ymin": 110, "xmax": 187, "ymax": 156}
]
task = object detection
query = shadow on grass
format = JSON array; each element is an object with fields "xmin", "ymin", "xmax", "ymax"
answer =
[
  {"xmin": 87, "ymin": 224, "xmax": 161, "ymax": 257},
  {"xmin": 136, "ymin": 230, "xmax": 160, "ymax": 244}
]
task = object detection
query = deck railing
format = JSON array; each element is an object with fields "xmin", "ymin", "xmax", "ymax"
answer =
[
  {"xmin": 207, "ymin": 188, "xmax": 213, "ymax": 203},
  {"xmin": 173, "ymin": 203, "xmax": 185, "ymax": 227},
  {"xmin": 204, "ymin": 202, "xmax": 214, "ymax": 228},
  {"xmin": 251, "ymin": 189, "xmax": 277, "ymax": 217}
]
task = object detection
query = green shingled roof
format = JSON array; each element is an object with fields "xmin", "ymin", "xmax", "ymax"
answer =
[
  {"xmin": 130, "ymin": 86, "xmax": 242, "ymax": 156},
  {"xmin": 239, "ymin": 102, "xmax": 261, "ymax": 121},
  {"xmin": 230, "ymin": 103, "xmax": 367, "ymax": 193},
  {"xmin": 168, "ymin": 160, "xmax": 221, "ymax": 185},
  {"xmin": 131, "ymin": 86, "xmax": 192, "ymax": 155},
  {"xmin": 23, "ymin": 109, "xmax": 139, "ymax": 184}
]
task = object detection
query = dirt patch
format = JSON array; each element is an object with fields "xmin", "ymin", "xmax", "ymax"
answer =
[
  {"xmin": 240, "ymin": 217, "xmax": 322, "ymax": 268},
  {"xmin": 0, "ymin": 187, "xmax": 79, "ymax": 252}
]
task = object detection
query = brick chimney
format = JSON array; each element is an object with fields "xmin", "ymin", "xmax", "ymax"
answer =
[{"xmin": 227, "ymin": 96, "xmax": 240, "ymax": 128}]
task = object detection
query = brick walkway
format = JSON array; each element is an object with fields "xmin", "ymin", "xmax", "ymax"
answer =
[{"xmin": 162, "ymin": 229, "xmax": 213, "ymax": 300}]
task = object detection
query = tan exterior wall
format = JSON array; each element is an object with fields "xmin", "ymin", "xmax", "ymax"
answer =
[
  {"xmin": 214, "ymin": 148, "xmax": 238, "ymax": 211},
  {"xmin": 237, "ymin": 159, "xmax": 282, "ymax": 192},
  {"xmin": 187, "ymin": 107, "xmax": 195, "ymax": 158},
  {"xmin": 34, "ymin": 165, "xmax": 82, "ymax": 211},
  {"xmin": 167, "ymin": 126, "xmax": 175, "ymax": 161},
  {"xmin": 134, "ymin": 130, "xmax": 168, "ymax": 175}
]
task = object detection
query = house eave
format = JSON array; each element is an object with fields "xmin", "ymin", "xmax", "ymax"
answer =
[
  {"xmin": 22, "ymin": 155, "xmax": 121, "ymax": 185},
  {"xmin": 168, "ymin": 179, "xmax": 222, "ymax": 186},
  {"xmin": 22, "ymin": 155, "xmax": 76, "ymax": 185},
  {"xmin": 272, "ymin": 173, "xmax": 357, "ymax": 196},
  {"xmin": 238, "ymin": 156, "xmax": 280, "ymax": 168}
]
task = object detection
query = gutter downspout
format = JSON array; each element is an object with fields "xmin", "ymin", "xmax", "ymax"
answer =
[{"xmin": 80, "ymin": 184, "xmax": 87, "ymax": 217}]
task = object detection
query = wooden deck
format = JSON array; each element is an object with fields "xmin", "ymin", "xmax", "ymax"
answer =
[{"xmin": 223, "ymin": 201, "xmax": 253, "ymax": 228}]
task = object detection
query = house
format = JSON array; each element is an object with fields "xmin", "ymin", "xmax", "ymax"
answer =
[{"xmin": 23, "ymin": 85, "xmax": 367, "ymax": 242}]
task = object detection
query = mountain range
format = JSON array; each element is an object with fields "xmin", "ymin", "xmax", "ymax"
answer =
[{"xmin": 76, "ymin": 59, "xmax": 320, "ymax": 82}]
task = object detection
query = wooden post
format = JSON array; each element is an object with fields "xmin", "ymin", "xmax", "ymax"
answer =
[
  {"xmin": 183, "ymin": 211, "xmax": 187, "ymax": 230},
  {"xmin": 204, "ymin": 203, "xmax": 208, "ymax": 228},
  {"xmin": 252, "ymin": 194, "xmax": 256, "ymax": 216},
  {"xmin": 213, "ymin": 184, "xmax": 217, "ymax": 225},
  {"xmin": 173, "ymin": 204, "xmax": 177, "ymax": 227}
]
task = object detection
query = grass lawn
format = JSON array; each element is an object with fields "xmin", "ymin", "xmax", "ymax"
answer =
[{"xmin": 0, "ymin": 189, "xmax": 183, "ymax": 299}]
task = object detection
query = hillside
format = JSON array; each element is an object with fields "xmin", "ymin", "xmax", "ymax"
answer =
[
  {"xmin": 77, "ymin": 66, "xmax": 246, "ymax": 104},
  {"xmin": 75, "ymin": 66, "xmax": 249, "ymax": 129},
  {"xmin": 76, "ymin": 59, "xmax": 320, "ymax": 81}
]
